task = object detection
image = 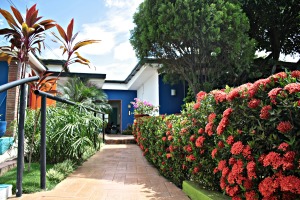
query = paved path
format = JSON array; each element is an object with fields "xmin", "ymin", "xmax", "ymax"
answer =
[{"xmin": 9, "ymin": 144, "xmax": 189, "ymax": 200}]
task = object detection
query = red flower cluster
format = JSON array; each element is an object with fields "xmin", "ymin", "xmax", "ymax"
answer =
[
  {"xmin": 225, "ymin": 185, "xmax": 239, "ymax": 197},
  {"xmin": 263, "ymin": 151, "xmax": 295, "ymax": 170},
  {"xmin": 189, "ymin": 135, "xmax": 196, "ymax": 142},
  {"xmin": 205, "ymin": 122, "xmax": 214, "ymax": 136},
  {"xmin": 284, "ymin": 83, "xmax": 300, "ymax": 94},
  {"xmin": 227, "ymin": 88, "xmax": 240, "ymax": 101},
  {"xmin": 186, "ymin": 154, "xmax": 196, "ymax": 162},
  {"xmin": 231, "ymin": 141, "xmax": 244, "ymax": 155},
  {"xmin": 211, "ymin": 148, "xmax": 218, "ymax": 159},
  {"xmin": 291, "ymin": 70, "xmax": 300, "ymax": 78},
  {"xmin": 211, "ymin": 90, "xmax": 227, "ymax": 103},
  {"xmin": 198, "ymin": 128, "xmax": 204, "ymax": 134},
  {"xmin": 208, "ymin": 113, "xmax": 216, "ymax": 123},
  {"xmin": 260, "ymin": 105, "xmax": 272, "ymax": 119},
  {"xmin": 218, "ymin": 141, "xmax": 225, "ymax": 148},
  {"xmin": 196, "ymin": 91, "xmax": 207, "ymax": 102},
  {"xmin": 217, "ymin": 160, "xmax": 227, "ymax": 171},
  {"xmin": 271, "ymin": 72, "xmax": 288, "ymax": 81},
  {"xmin": 245, "ymin": 190, "xmax": 257, "ymax": 200},
  {"xmin": 193, "ymin": 102, "xmax": 200, "ymax": 110},
  {"xmin": 166, "ymin": 153, "xmax": 172, "ymax": 159},
  {"xmin": 253, "ymin": 77, "xmax": 271, "ymax": 88},
  {"xmin": 184, "ymin": 145, "xmax": 193, "ymax": 153},
  {"xmin": 246, "ymin": 161, "xmax": 257, "ymax": 180},
  {"xmin": 259, "ymin": 173, "xmax": 300, "ymax": 199},
  {"xmin": 193, "ymin": 166, "xmax": 200, "ymax": 174},
  {"xmin": 277, "ymin": 121, "xmax": 293, "ymax": 133},
  {"xmin": 278, "ymin": 142, "xmax": 289, "ymax": 151},
  {"xmin": 268, "ymin": 87, "xmax": 283, "ymax": 104},
  {"xmin": 226, "ymin": 135, "xmax": 234, "ymax": 145},
  {"xmin": 223, "ymin": 108, "xmax": 233, "ymax": 118},
  {"xmin": 248, "ymin": 98, "xmax": 261, "ymax": 109},
  {"xmin": 217, "ymin": 117, "xmax": 229, "ymax": 135},
  {"xmin": 195, "ymin": 136, "xmax": 205, "ymax": 148}
]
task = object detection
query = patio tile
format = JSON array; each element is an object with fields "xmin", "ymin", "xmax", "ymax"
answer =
[{"xmin": 8, "ymin": 144, "xmax": 188, "ymax": 200}]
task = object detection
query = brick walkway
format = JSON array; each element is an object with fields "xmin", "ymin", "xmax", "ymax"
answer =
[{"xmin": 9, "ymin": 144, "xmax": 189, "ymax": 200}]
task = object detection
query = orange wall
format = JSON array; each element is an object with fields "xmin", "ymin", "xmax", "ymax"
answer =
[{"xmin": 29, "ymin": 83, "xmax": 57, "ymax": 109}]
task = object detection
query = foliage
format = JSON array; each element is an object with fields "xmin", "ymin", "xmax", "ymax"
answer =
[
  {"xmin": 24, "ymin": 105, "xmax": 102, "ymax": 164},
  {"xmin": 238, "ymin": 0, "xmax": 300, "ymax": 61},
  {"xmin": 59, "ymin": 76, "xmax": 111, "ymax": 113},
  {"xmin": 52, "ymin": 19, "xmax": 100, "ymax": 72},
  {"xmin": 46, "ymin": 159, "xmax": 75, "ymax": 183},
  {"xmin": 130, "ymin": 0, "xmax": 255, "ymax": 95},
  {"xmin": 0, "ymin": 163, "xmax": 56, "ymax": 193},
  {"xmin": 0, "ymin": 4, "xmax": 55, "ymax": 77},
  {"xmin": 133, "ymin": 70, "xmax": 300, "ymax": 199},
  {"xmin": 131, "ymin": 98, "xmax": 158, "ymax": 116}
]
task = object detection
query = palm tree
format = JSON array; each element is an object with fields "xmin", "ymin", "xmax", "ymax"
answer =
[{"xmin": 59, "ymin": 77, "xmax": 111, "ymax": 113}]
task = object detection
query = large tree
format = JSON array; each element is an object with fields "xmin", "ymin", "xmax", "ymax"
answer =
[
  {"xmin": 130, "ymin": 0, "xmax": 255, "ymax": 95},
  {"xmin": 238, "ymin": 0, "xmax": 300, "ymax": 62}
]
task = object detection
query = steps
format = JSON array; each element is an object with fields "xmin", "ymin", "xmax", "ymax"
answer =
[
  {"xmin": 0, "ymin": 160, "xmax": 17, "ymax": 176},
  {"xmin": 104, "ymin": 134, "xmax": 136, "ymax": 144}
]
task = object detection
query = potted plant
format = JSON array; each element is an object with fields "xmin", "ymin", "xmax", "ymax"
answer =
[
  {"xmin": 0, "ymin": 114, "xmax": 7, "ymax": 138},
  {"xmin": 130, "ymin": 98, "xmax": 159, "ymax": 118}
]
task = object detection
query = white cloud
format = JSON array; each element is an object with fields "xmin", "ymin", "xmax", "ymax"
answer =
[
  {"xmin": 104, "ymin": 0, "xmax": 143, "ymax": 9},
  {"xmin": 114, "ymin": 41, "xmax": 136, "ymax": 61},
  {"xmin": 76, "ymin": 24, "xmax": 115, "ymax": 55}
]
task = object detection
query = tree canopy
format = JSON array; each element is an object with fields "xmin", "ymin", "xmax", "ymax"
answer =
[
  {"xmin": 130, "ymin": 0, "xmax": 255, "ymax": 95},
  {"xmin": 238, "ymin": 0, "xmax": 300, "ymax": 61}
]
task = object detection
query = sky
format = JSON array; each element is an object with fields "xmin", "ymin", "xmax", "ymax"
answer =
[{"xmin": 0, "ymin": 0, "xmax": 143, "ymax": 80}]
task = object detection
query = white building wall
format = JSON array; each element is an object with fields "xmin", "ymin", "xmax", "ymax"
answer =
[{"xmin": 137, "ymin": 71, "xmax": 159, "ymax": 114}]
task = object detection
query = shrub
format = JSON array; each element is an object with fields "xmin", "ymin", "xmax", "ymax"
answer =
[
  {"xmin": 133, "ymin": 70, "xmax": 300, "ymax": 199},
  {"xmin": 46, "ymin": 169, "xmax": 65, "ymax": 183},
  {"xmin": 25, "ymin": 105, "xmax": 102, "ymax": 164},
  {"xmin": 46, "ymin": 159, "xmax": 75, "ymax": 183}
]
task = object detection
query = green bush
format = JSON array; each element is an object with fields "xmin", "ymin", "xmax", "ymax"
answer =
[
  {"xmin": 25, "ymin": 105, "xmax": 102, "ymax": 164},
  {"xmin": 52, "ymin": 159, "xmax": 74, "ymax": 175},
  {"xmin": 46, "ymin": 169, "xmax": 65, "ymax": 183},
  {"xmin": 133, "ymin": 70, "xmax": 300, "ymax": 199},
  {"xmin": 46, "ymin": 159, "xmax": 75, "ymax": 183}
]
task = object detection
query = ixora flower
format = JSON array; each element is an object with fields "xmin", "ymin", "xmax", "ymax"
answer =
[
  {"xmin": 277, "ymin": 121, "xmax": 293, "ymax": 133},
  {"xmin": 130, "ymin": 98, "xmax": 159, "ymax": 115}
]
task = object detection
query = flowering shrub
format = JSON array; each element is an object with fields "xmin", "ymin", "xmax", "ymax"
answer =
[
  {"xmin": 133, "ymin": 70, "xmax": 300, "ymax": 199},
  {"xmin": 130, "ymin": 98, "xmax": 159, "ymax": 116}
]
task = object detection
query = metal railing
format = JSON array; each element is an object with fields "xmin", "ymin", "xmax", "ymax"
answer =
[
  {"xmin": 34, "ymin": 90, "xmax": 106, "ymax": 190},
  {"xmin": 0, "ymin": 76, "xmax": 39, "ymax": 197},
  {"xmin": 0, "ymin": 78, "xmax": 106, "ymax": 197}
]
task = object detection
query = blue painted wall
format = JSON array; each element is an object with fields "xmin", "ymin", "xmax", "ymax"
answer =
[
  {"xmin": 159, "ymin": 75, "xmax": 185, "ymax": 115},
  {"xmin": 103, "ymin": 90, "xmax": 137, "ymax": 131},
  {"xmin": 0, "ymin": 61, "xmax": 8, "ymax": 121}
]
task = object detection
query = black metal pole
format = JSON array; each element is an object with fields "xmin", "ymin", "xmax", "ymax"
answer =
[
  {"xmin": 102, "ymin": 114, "xmax": 105, "ymax": 143},
  {"xmin": 16, "ymin": 84, "xmax": 26, "ymax": 197},
  {"xmin": 40, "ymin": 95, "xmax": 46, "ymax": 189}
]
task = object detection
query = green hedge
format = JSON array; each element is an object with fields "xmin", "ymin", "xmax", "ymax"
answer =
[{"xmin": 133, "ymin": 70, "xmax": 300, "ymax": 199}]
